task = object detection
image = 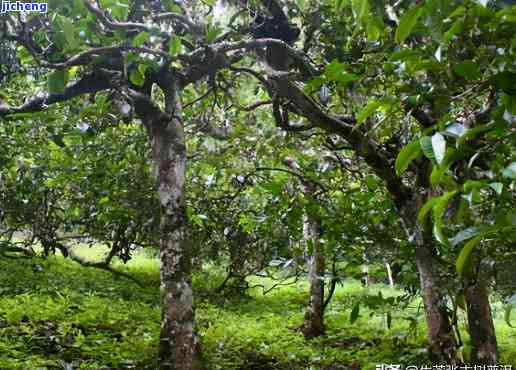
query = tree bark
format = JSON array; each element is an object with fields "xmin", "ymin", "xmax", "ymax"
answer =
[
  {"xmin": 302, "ymin": 213, "xmax": 325, "ymax": 339},
  {"xmin": 465, "ymin": 280, "xmax": 498, "ymax": 365},
  {"xmin": 385, "ymin": 262, "xmax": 395, "ymax": 289},
  {"xmin": 414, "ymin": 240, "xmax": 457, "ymax": 363},
  {"xmin": 362, "ymin": 252, "xmax": 370, "ymax": 287},
  {"xmin": 143, "ymin": 82, "xmax": 203, "ymax": 370},
  {"xmin": 397, "ymin": 192, "xmax": 458, "ymax": 363}
]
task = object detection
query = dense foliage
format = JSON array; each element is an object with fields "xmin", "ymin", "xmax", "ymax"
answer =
[{"xmin": 1, "ymin": 0, "xmax": 515, "ymax": 368}]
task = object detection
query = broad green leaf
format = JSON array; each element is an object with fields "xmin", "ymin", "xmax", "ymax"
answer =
[
  {"xmin": 350, "ymin": 302, "xmax": 360, "ymax": 323},
  {"xmin": 502, "ymin": 162, "xmax": 516, "ymax": 179},
  {"xmin": 206, "ymin": 26, "xmax": 223, "ymax": 43},
  {"xmin": 420, "ymin": 136, "xmax": 435, "ymax": 161},
  {"xmin": 357, "ymin": 99, "xmax": 382, "ymax": 124},
  {"xmin": 132, "ymin": 31, "xmax": 150, "ymax": 47},
  {"xmin": 324, "ymin": 61, "xmax": 359, "ymax": 84},
  {"xmin": 444, "ymin": 19, "xmax": 464, "ymax": 42},
  {"xmin": 443, "ymin": 122, "xmax": 468, "ymax": 138},
  {"xmin": 450, "ymin": 226, "xmax": 481, "ymax": 246},
  {"xmin": 130, "ymin": 69, "xmax": 145, "ymax": 86},
  {"xmin": 418, "ymin": 196, "xmax": 439, "ymax": 224},
  {"xmin": 395, "ymin": 5, "xmax": 423, "ymax": 44},
  {"xmin": 352, "ymin": 0, "xmax": 369, "ymax": 23},
  {"xmin": 395, "ymin": 140, "xmax": 421, "ymax": 176},
  {"xmin": 163, "ymin": 0, "xmax": 182, "ymax": 12},
  {"xmin": 432, "ymin": 190, "xmax": 458, "ymax": 221},
  {"xmin": 47, "ymin": 69, "xmax": 69, "ymax": 95},
  {"xmin": 431, "ymin": 133, "xmax": 446, "ymax": 165},
  {"xmin": 367, "ymin": 16, "xmax": 384, "ymax": 40},
  {"xmin": 456, "ymin": 235, "xmax": 482, "ymax": 278},
  {"xmin": 453, "ymin": 61, "xmax": 481, "ymax": 81},
  {"xmin": 433, "ymin": 222, "xmax": 448, "ymax": 246},
  {"xmin": 58, "ymin": 16, "xmax": 77, "ymax": 48},
  {"xmin": 490, "ymin": 71, "xmax": 516, "ymax": 95},
  {"xmin": 430, "ymin": 165, "xmax": 456, "ymax": 188},
  {"xmin": 489, "ymin": 182, "xmax": 503, "ymax": 195},
  {"xmin": 169, "ymin": 36, "xmax": 183, "ymax": 55}
]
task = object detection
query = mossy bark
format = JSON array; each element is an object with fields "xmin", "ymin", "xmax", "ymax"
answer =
[
  {"xmin": 302, "ymin": 213, "xmax": 325, "ymax": 339},
  {"xmin": 465, "ymin": 280, "xmax": 498, "ymax": 365},
  {"xmin": 145, "ymin": 82, "xmax": 203, "ymax": 370}
]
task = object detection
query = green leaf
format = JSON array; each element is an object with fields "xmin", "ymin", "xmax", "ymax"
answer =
[
  {"xmin": 450, "ymin": 226, "xmax": 481, "ymax": 247},
  {"xmin": 428, "ymin": 191, "xmax": 459, "ymax": 245},
  {"xmin": 395, "ymin": 140, "xmax": 422, "ymax": 176},
  {"xmin": 490, "ymin": 71, "xmax": 516, "ymax": 95},
  {"xmin": 456, "ymin": 235, "xmax": 482, "ymax": 278},
  {"xmin": 432, "ymin": 190, "xmax": 458, "ymax": 221},
  {"xmin": 206, "ymin": 26, "xmax": 223, "ymax": 43},
  {"xmin": 350, "ymin": 302, "xmax": 360, "ymax": 323},
  {"xmin": 132, "ymin": 31, "xmax": 150, "ymax": 47},
  {"xmin": 433, "ymin": 222, "xmax": 448, "ymax": 246},
  {"xmin": 129, "ymin": 69, "xmax": 145, "ymax": 86},
  {"xmin": 489, "ymin": 182, "xmax": 503, "ymax": 195},
  {"xmin": 324, "ymin": 61, "xmax": 359, "ymax": 84},
  {"xmin": 502, "ymin": 162, "xmax": 516, "ymax": 179},
  {"xmin": 58, "ymin": 16, "xmax": 77, "ymax": 48},
  {"xmin": 505, "ymin": 305, "xmax": 514, "ymax": 328},
  {"xmin": 444, "ymin": 19, "xmax": 464, "ymax": 43},
  {"xmin": 357, "ymin": 99, "xmax": 382, "ymax": 124},
  {"xmin": 352, "ymin": 0, "xmax": 369, "ymax": 23},
  {"xmin": 420, "ymin": 136, "xmax": 435, "ymax": 161},
  {"xmin": 163, "ymin": 0, "xmax": 182, "ymax": 12},
  {"xmin": 431, "ymin": 133, "xmax": 446, "ymax": 165},
  {"xmin": 395, "ymin": 5, "xmax": 423, "ymax": 44},
  {"xmin": 453, "ymin": 61, "xmax": 481, "ymax": 81},
  {"xmin": 47, "ymin": 69, "xmax": 69, "ymax": 95},
  {"xmin": 367, "ymin": 16, "xmax": 384, "ymax": 40},
  {"xmin": 169, "ymin": 36, "xmax": 183, "ymax": 55},
  {"xmin": 418, "ymin": 196, "xmax": 439, "ymax": 224}
]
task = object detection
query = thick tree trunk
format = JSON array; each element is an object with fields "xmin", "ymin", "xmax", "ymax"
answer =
[
  {"xmin": 465, "ymin": 280, "xmax": 497, "ymax": 365},
  {"xmin": 398, "ymin": 194, "xmax": 458, "ymax": 363},
  {"xmin": 414, "ymin": 241, "xmax": 457, "ymax": 363},
  {"xmin": 302, "ymin": 213, "xmax": 325, "ymax": 339},
  {"xmin": 145, "ymin": 84, "xmax": 203, "ymax": 370}
]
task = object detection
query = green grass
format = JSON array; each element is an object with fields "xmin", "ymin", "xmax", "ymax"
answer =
[{"xmin": 0, "ymin": 247, "xmax": 515, "ymax": 369}]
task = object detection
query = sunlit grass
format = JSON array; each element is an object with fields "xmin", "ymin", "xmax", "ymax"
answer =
[{"xmin": 0, "ymin": 247, "xmax": 514, "ymax": 369}]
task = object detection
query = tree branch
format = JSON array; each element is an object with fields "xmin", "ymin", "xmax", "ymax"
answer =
[
  {"xmin": 268, "ymin": 74, "xmax": 410, "ymax": 206},
  {"xmin": 0, "ymin": 71, "xmax": 113, "ymax": 117}
]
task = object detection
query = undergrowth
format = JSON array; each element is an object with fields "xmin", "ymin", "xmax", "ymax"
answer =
[{"xmin": 0, "ymin": 246, "xmax": 514, "ymax": 369}]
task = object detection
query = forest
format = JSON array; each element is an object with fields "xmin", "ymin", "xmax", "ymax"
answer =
[{"xmin": 0, "ymin": 0, "xmax": 515, "ymax": 369}]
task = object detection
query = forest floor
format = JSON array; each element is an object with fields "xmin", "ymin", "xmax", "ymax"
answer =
[{"xmin": 0, "ymin": 246, "xmax": 515, "ymax": 369}]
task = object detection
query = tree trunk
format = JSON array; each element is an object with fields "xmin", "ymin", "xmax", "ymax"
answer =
[
  {"xmin": 362, "ymin": 252, "xmax": 370, "ymax": 287},
  {"xmin": 413, "ymin": 233, "xmax": 458, "ymax": 363},
  {"xmin": 465, "ymin": 280, "xmax": 497, "ymax": 365},
  {"xmin": 302, "ymin": 213, "xmax": 325, "ymax": 339},
  {"xmin": 146, "ymin": 83, "xmax": 203, "ymax": 370},
  {"xmin": 398, "ymin": 194, "xmax": 458, "ymax": 363},
  {"xmin": 385, "ymin": 262, "xmax": 395, "ymax": 289}
]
